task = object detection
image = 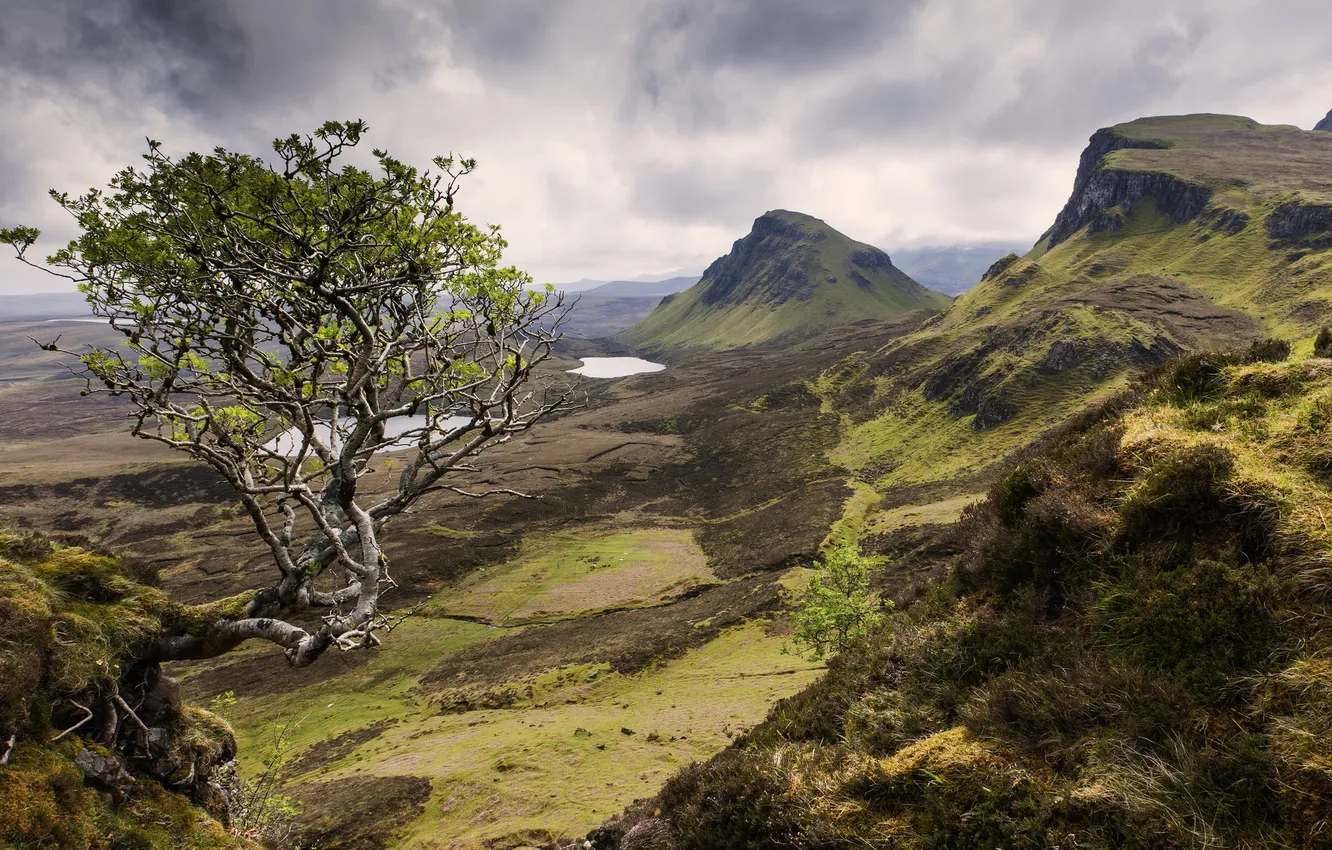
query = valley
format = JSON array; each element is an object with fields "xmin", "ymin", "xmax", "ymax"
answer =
[{"xmin": 4, "ymin": 109, "xmax": 1332, "ymax": 849}]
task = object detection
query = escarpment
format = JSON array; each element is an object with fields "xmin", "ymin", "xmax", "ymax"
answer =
[{"xmin": 1040, "ymin": 128, "xmax": 1210, "ymax": 250}]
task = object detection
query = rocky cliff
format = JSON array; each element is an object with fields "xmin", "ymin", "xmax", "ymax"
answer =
[
  {"xmin": 1315, "ymin": 107, "xmax": 1332, "ymax": 132},
  {"xmin": 1039, "ymin": 128, "xmax": 1210, "ymax": 250}
]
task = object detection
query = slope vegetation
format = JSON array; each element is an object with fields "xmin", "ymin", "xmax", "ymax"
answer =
[
  {"xmin": 618, "ymin": 210, "xmax": 950, "ymax": 353},
  {"xmin": 817, "ymin": 114, "xmax": 1332, "ymax": 497},
  {"xmin": 597, "ymin": 349, "xmax": 1332, "ymax": 849},
  {"xmin": 0, "ymin": 530, "xmax": 244, "ymax": 850}
]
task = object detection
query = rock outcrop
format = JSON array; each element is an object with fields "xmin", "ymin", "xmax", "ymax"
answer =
[
  {"xmin": 1267, "ymin": 199, "xmax": 1332, "ymax": 240},
  {"xmin": 1315, "ymin": 108, "xmax": 1332, "ymax": 132},
  {"xmin": 1040, "ymin": 128, "xmax": 1211, "ymax": 250}
]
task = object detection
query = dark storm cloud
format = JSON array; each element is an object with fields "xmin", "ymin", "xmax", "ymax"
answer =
[
  {"xmin": 0, "ymin": 0, "xmax": 248, "ymax": 110},
  {"xmin": 3, "ymin": 0, "xmax": 1332, "ymax": 295}
]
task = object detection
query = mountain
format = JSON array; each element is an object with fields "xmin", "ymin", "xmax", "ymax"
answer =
[
  {"xmin": 617, "ymin": 210, "xmax": 951, "ymax": 352},
  {"xmin": 890, "ymin": 242, "xmax": 1033, "ymax": 296},
  {"xmin": 1315, "ymin": 107, "xmax": 1332, "ymax": 132},
  {"xmin": 800, "ymin": 114, "xmax": 1332, "ymax": 493},
  {"xmin": 583, "ymin": 275, "xmax": 700, "ymax": 297},
  {"xmin": 590, "ymin": 111, "xmax": 1332, "ymax": 850}
]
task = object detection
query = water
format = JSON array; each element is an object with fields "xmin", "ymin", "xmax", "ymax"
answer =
[
  {"xmin": 568, "ymin": 356, "xmax": 666, "ymax": 378},
  {"xmin": 263, "ymin": 414, "xmax": 473, "ymax": 456}
]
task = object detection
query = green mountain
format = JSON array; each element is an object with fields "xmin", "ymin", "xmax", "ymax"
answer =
[
  {"xmin": 617, "ymin": 210, "xmax": 951, "ymax": 352},
  {"xmin": 815, "ymin": 114, "xmax": 1332, "ymax": 494}
]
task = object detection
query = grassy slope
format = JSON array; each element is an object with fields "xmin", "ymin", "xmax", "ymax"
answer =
[
  {"xmin": 818, "ymin": 115, "xmax": 1332, "ymax": 502},
  {"xmin": 198, "ymin": 529, "xmax": 821, "ymax": 848},
  {"xmin": 619, "ymin": 210, "xmax": 950, "ymax": 352},
  {"xmin": 602, "ymin": 352, "xmax": 1332, "ymax": 849}
]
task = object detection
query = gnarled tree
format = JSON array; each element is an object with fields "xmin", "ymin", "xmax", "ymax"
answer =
[{"xmin": 2, "ymin": 120, "xmax": 573, "ymax": 669}]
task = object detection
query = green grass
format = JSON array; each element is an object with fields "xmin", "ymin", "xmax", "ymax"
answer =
[
  {"xmin": 864, "ymin": 493, "xmax": 987, "ymax": 535},
  {"xmin": 206, "ymin": 525, "xmax": 815, "ymax": 848},
  {"xmin": 1107, "ymin": 113, "xmax": 1332, "ymax": 203},
  {"xmin": 429, "ymin": 529, "xmax": 715, "ymax": 625},
  {"xmin": 606, "ymin": 352, "xmax": 1332, "ymax": 849},
  {"xmin": 222, "ymin": 622, "xmax": 822, "ymax": 850}
]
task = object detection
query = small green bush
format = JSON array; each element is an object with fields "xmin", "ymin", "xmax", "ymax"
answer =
[
  {"xmin": 1162, "ymin": 353, "xmax": 1240, "ymax": 405},
  {"xmin": 1314, "ymin": 326, "xmax": 1332, "ymax": 358},
  {"xmin": 1092, "ymin": 557, "xmax": 1281, "ymax": 701},
  {"xmin": 790, "ymin": 544, "xmax": 888, "ymax": 660}
]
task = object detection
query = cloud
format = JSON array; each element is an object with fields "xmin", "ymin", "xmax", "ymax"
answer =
[{"xmin": 2, "ymin": 0, "xmax": 1331, "ymax": 295}]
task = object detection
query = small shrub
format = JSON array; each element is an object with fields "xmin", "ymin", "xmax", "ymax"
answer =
[
  {"xmin": 1117, "ymin": 442, "xmax": 1235, "ymax": 548},
  {"xmin": 1314, "ymin": 326, "xmax": 1332, "ymax": 358},
  {"xmin": 897, "ymin": 592, "xmax": 1051, "ymax": 714},
  {"xmin": 971, "ymin": 486, "xmax": 1112, "ymax": 594},
  {"xmin": 789, "ymin": 544, "xmax": 888, "ymax": 660},
  {"xmin": 962, "ymin": 654, "xmax": 1201, "ymax": 773},
  {"xmin": 846, "ymin": 727, "xmax": 1057, "ymax": 849},
  {"xmin": 1161, "ymin": 353, "xmax": 1240, "ymax": 405},
  {"xmin": 656, "ymin": 748, "xmax": 814, "ymax": 850},
  {"xmin": 1247, "ymin": 337, "xmax": 1292, "ymax": 364},
  {"xmin": 220, "ymin": 717, "xmax": 305, "ymax": 847},
  {"xmin": 1092, "ymin": 557, "xmax": 1281, "ymax": 701},
  {"xmin": 993, "ymin": 465, "xmax": 1045, "ymax": 527}
]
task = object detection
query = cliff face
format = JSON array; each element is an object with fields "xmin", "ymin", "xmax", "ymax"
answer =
[
  {"xmin": 1040, "ymin": 128, "xmax": 1210, "ymax": 250},
  {"xmin": 618, "ymin": 210, "xmax": 949, "ymax": 353},
  {"xmin": 1315, "ymin": 108, "xmax": 1332, "ymax": 132},
  {"xmin": 1268, "ymin": 199, "xmax": 1332, "ymax": 241}
]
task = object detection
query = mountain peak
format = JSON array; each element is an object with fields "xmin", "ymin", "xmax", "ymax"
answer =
[
  {"xmin": 618, "ymin": 211, "xmax": 949, "ymax": 352},
  {"xmin": 1316, "ymin": 108, "xmax": 1332, "ymax": 132}
]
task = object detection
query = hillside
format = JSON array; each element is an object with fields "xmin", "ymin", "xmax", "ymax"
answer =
[
  {"xmin": 586, "ymin": 113, "xmax": 1332, "ymax": 848},
  {"xmin": 617, "ymin": 210, "xmax": 951, "ymax": 353},
  {"xmin": 812, "ymin": 114, "xmax": 1332, "ymax": 499},
  {"xmin": 0, "ymin": 530, "xmax": 246, "ymax": 850},
  {"xmin": 595, "ymin": 350, "xmax": 1332, "ymax": 848}
]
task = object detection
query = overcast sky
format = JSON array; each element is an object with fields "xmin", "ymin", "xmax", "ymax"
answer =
[{"xmin": 2, "ymin": 0, "xmax": 1331, "ymax": 294}]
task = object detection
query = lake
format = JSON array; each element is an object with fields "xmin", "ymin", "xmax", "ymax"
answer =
[
  {"xmin": 264, "ymin": 414, "xmax": 474, "ymax": 456},
  {"xmin": 568, "ymin": 356, "xmax": 665, "ymax": 378}
]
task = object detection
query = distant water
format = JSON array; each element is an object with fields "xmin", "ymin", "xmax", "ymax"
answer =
[
  {"xmin": 264, "ymin": 414, "xmax": 473, "ymax": 456},
  {"xmin": 568, "ymin": 356, "xmax": 666, "ymax": 378},
  {"xmin": 43, "ymin": 318, "xmax": 103, "ymax": 323}
]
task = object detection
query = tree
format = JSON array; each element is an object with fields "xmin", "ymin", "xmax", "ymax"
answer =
[
  {"xmin": 2, "ymin": 120, "xmax": 573, "ymax": 669},
  {"xmin": 790, "ymin": 543, "xmax": 888, "ymax": 659}
]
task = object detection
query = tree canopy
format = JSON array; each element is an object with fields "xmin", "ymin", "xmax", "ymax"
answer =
[{"xmin": 2, "ymin": 120, "xmax": 573, "ymax": 668}]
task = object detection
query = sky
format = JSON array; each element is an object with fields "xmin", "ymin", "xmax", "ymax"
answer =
[{"xmin": 2, "ymin": 0, "xmax": 1331, "ymax": 295}]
